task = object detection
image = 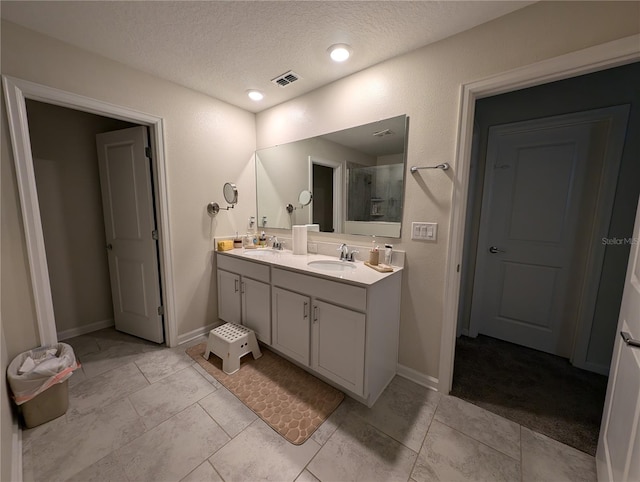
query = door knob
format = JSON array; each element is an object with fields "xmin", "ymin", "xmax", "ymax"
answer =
[
  {"xmin": 106, "ymin": 243, "xmax": 113, "ymax": 250},
  {"xmin": 489, "ymin": 246, "xmax": 505, "ymax": 254},
  {"xmin": 620, "ymin": 331, "xmax": 640, "ymax": 348}
]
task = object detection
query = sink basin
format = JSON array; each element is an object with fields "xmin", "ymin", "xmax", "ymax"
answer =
[
  {"xmin": 243, "ymin": 249, "xmax": 279, "ymax": 257},
  {"xmin": 307, "ymin": 260, "xmax": 356, "ymax": 272}
]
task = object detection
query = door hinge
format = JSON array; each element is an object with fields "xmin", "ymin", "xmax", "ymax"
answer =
[
  {"xmin": 145, "ymin": 147, "xmax": 152, "ymax": 159},
  {"xmin": 157, "ymin": 306, "xmax": 164, "ymax": 316},
  {"xmin": 152, "ymin": 230, "xmax": 159, "ymax": 240}
]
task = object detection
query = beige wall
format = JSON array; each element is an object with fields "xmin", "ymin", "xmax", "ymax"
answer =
[
  {"xmin": 27, "ymin": 100, "xmax": 135, "ymax": 336},
  {"xmin": 256, "ymin": 1, "xmax": 640, "ymax": 380},
  {"xmin": 1, "ymin": 19, "xmax": 256, "ymax": 354}
]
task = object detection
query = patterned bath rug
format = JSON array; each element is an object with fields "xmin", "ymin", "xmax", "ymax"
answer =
[{"xmin": 186, "ymin": 342, "xmax": 344, "ymax": 445}]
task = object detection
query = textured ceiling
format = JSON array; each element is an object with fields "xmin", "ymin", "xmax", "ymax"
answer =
[{"xmin": 1, "ymin": 1, "xmax": 533, "ymax": 113}]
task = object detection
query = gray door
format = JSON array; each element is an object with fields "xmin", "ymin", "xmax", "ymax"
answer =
[{"xmin": 471, "ymin": 112, "xmax": 596, "ymax": 355}]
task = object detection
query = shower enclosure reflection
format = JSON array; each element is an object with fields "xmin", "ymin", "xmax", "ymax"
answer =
[{"xmin": 255, "ymin": 115, "xmax": 407, "ymax": 238}]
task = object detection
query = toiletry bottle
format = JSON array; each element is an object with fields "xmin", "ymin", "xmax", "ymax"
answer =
[
  {"xmin": 259, "ymin": 231, "xmax": 266, "ymax": 247},
  {"xmin": 384, "ymin": 244, "xmax": 393, "ymax": 265}
]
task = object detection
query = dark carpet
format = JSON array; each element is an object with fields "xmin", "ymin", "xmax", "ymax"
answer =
[{"xmin": 451, "ymin": 334, "xmax": 608, "ymax": 456}]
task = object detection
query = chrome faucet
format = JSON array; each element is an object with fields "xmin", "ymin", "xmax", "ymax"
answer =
[
  {"xmin": 270, "ymin": 236, "xmax": 283, "ymax": 250},
  {"xmin": 337, "ymin": 243, "xmax": 358, "ymax": 261}
]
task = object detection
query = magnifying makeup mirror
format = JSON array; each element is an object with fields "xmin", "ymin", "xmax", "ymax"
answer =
[
  {"xmin": 223, "ymin": 182, "xmax": 238, "ymax": 205},
  {"xmin": 207, "ymin": 182, "xmax": 238, "ymax": 215},
  {"xmin": 298, "ymin": 190, "xmax": 312, "ymax": 206},
  {"xmin": 286, "ymin": 190, "xmax": 313, "ymax": 214}
]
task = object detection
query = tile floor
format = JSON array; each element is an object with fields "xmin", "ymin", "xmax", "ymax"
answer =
[{"xmin": 22, "ymin": 328, "xmax": 597, "ymax": 482}]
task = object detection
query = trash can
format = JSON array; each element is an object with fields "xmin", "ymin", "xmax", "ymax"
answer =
[{"xmin": 7, "ymin": 343, "xmax": 79, "ymax": 428}]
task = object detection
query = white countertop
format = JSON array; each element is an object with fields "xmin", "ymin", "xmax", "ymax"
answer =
[{"xmin": 216, "ymin": 248, "xmax": 402, "ymax": 286}]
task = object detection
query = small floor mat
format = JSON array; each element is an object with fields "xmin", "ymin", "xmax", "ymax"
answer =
[{"xmin": 186, "ymin": 343, "xmax": 343, "ymax": 445}]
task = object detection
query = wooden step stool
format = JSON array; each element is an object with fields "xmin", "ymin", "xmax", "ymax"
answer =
[{"xmin": 204, "ymin": 323, "xmax": 262, "ymax": 375}]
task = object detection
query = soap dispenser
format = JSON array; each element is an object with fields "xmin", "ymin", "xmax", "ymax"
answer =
[{"xmin": 233, "ymin": 232, "xmax": 242, "ymax": 249}]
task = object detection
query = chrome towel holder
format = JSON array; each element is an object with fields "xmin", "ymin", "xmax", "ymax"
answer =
[{"xmin": 410, "ymin": 162, "xmax": 450, "ymax": 173}]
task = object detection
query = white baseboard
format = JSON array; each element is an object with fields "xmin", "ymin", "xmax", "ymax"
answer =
[
  {"xmin": 57, "ymin": 318, "xmax": 114, "ymax": 341},
  {"xmin": 177, "ymin": 322, "xmax": 221, "ymax": 346},
  {"xmin": 12, "ymin": 414, "xmax": 22, "ymax": 482},
  {"xmin": 396, "ymin": 363, "xmax": 440, "ymax": 392}
]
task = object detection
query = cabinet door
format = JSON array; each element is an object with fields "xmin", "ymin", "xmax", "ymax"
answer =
[
  {"xmin": 272, "ymin": 287, "xmax": 310, "ymax": 365},
  {"xmin": 312, "ymin": 300, "xmax": 365, "ymax": 395},
  {"xmin": 241, "ymin": 277, "xmax": 271, "ymax": 344},
  {"xmin": 217, "ymin": 269, "xmax": 241, "ymax": 324}
]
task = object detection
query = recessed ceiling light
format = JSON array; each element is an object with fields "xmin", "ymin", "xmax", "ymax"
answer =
[
  {"xmin": 328, "ymin": 44, "xmax": 352, "ymax": 62},
  {"xmin": 247, "ymin": 90, "xmax": 264, "ymax": 101}
]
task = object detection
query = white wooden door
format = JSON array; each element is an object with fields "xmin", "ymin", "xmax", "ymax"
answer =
[
  {"xmin": 272, "ymin": 287, "xmax": 310, "ymax": 365},
  {"xmin": 217, "ymin": 269, "xmax": 241, "ymax": 324},
  {"xmin": 470, "ymin": 118, "xmax": 591, "ymax": 355},
  {"xmin": 241, "ymin": 277, "xmax": 271, "ymax": 344},
  {"xmin": 96, "ymin": 126, "xmax": 164, "ymax": 343},
  {"xmin": 597, "ymin": 197, "xmax": 640, "ymax": 482},
  {"xmin": 312, "ymin": 300, "xmax": 365, "ymax": 395}
]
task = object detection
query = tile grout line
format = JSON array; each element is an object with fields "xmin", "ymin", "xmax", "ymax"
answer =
[
  {"xmin": 406, "ymin": 392, "xmax": 441, "ymax": 479},
  {"xmin": 435, "ymin": 397, "xmax": 522, "ymax": 462},
  {"xmin": 435, "ymin": 416, "xmax": 523, "ymax": 464},
  {"xmin": 519, "ymin": 424, "xmax": 524, "ymax": 482},
  {"xmin": 206, "ymin": 458, "xmax": 227, "ymax": 482}
]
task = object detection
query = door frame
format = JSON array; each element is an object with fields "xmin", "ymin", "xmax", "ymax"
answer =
[
  {"xmin": 308, "ymin": 155, "xmax": 344, "ymax": 232},
  {"xmin": 2, "ymin": 76, "xmax": 178, "ymax": 347},
  {"xmin": 439, "ymin": 34, "xmax": 640, "ymax": 393}
]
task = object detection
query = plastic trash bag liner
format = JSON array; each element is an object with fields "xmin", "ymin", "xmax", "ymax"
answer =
[{"xmin": 7, "ymin": 343, "xmax": 79, "ymax": 405}]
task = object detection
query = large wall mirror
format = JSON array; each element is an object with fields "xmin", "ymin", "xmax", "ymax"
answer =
[{"xmin": 256, "ymin": 115, "xmax": 407, "ymax": 238}]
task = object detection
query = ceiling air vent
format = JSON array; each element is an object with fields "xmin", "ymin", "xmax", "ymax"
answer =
[{"xmin": 271, "ymin": 70, "xmax": 302, "ymax": 88}]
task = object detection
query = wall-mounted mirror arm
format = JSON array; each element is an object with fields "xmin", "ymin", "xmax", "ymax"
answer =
[{"xmin": 207, "ymin": 182, "xmax": 238, "ymax": 216}]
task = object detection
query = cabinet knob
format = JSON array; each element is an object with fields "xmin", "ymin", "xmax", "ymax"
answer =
[{"xmin": 303, "ymin": 302, "xmax": 308, "ymax": 319}]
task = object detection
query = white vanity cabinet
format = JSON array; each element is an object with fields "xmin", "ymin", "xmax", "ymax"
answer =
[
  {"xmin": 216, "ymin": 250, "xmax": 402, "ymax": 407},
  {"xmin": 272, "ymin": 285, "xmax": 365, "ymax": 394},
  {"xmin": 217, "ymin": 254, "xmax": 271, "ymax": 344},
  {"xmin": 312, "ymin": 300, "xmax": 365, "ymax": 395},
  {"xmin": 217, "ymin": 269, "xmax": 242, "ymax": 323},
  {"xmin": 272, "ymin": 287, "xmax": 310, "ymax": 365},
  {"xmin": 271, "ymin": 267, "xmax": 398, "ymax": 405}
]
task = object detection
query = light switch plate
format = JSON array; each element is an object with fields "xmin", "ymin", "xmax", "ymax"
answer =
[{"xmin": 412, "ymin": 222, "xmax": 438, "ymax": 241}]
